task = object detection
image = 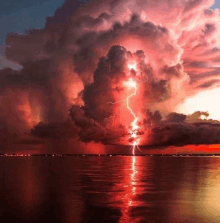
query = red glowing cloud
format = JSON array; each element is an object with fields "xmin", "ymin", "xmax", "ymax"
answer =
[{"xmin": 1, "ymin": 0, "xmax": 220, "ymax": 151}]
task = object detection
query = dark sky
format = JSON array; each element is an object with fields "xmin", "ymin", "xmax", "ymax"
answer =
[{"xmin": 0, "ymin": 0, "xmax": 93, "ymax": 70}]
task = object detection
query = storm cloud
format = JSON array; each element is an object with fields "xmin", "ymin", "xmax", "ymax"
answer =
[{"xmin": 1, "ymin": 0, "xmax": 220, "ymax": 149}]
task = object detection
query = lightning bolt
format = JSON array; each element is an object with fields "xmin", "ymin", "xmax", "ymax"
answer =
[
  {"xmin": 108, "ymin": 78, "xmax": 141, "ymax": 155},
  {"xmin": 125, "ymin": 79, "xmax": 140, "ymax": 155}
]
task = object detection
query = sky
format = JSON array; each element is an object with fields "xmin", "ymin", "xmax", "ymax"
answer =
[
  {"xmin": 1, "ymin": 0, "xmax": 220, "ymax": 154},
  {"xmin": 0, "ymin": 0, "xmax": 92, "ymax": 69},
  {"xmin": 0, "ymin": 0, "xmax": 218, "ymax": 69},
  {"xmin": 0, "ymin": 0, "xmax": 64, "ymax": 69}
]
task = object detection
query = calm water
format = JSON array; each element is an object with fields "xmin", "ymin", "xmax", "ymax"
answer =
[{"xmin": 1, "ymin": 156, "xmax": 220, "ymax": 223}]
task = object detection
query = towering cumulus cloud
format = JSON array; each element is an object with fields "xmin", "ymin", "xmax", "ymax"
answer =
[{"xmin": 2, "ymin": 0, "xmax": 220, "ymax": 147}]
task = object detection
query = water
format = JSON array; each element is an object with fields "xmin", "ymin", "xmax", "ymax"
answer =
[{"xmin": 1, "ymin": 156, "xmax": 220, "ymax": 223}]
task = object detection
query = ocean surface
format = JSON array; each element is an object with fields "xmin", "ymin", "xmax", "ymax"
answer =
[{"xmin": 1, "ymin": 156, "xmax": 220, "ymax": 223}]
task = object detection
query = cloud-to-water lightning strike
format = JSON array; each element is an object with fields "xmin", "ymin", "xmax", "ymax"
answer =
[
  {"xmin": 108, "ymin": 77, "xmax": 141, "ymax": 155},
  {"xmin": 125, "ymin": 79, "xmax": 141, "ymax": 155}
]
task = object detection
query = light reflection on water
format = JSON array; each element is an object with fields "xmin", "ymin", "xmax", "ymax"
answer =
[
  {"xmin": 118, "ymin": 156, "xmax": 139, "ymax": 223},
  {"xmin": 1, "ymin": 156, "xmax": 220, "ymax": 223}
]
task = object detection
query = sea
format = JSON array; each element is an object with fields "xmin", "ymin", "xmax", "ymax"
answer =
[{"xmin": 1, "ymin": 155, "xmax": 220, "ymax": 223}]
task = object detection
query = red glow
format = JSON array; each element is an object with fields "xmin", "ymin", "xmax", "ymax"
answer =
[
  {"xmin": 127, "ymin": 63, "xmax": 137, "ymax": 71},
  {"xmin": 109, "ymin": 156, "xmax": 146, "ymax": 223},
  {"xmin": 119, "ymin": 156, "xmax": 138, "ymax": 222},
  {"xmin": 109, "ymin": 61, "xmax": 142, "ymax": 154},
  {"xmin": 124, "ymin": 79, "xmax": 140, "ymax": 155},
  {"xmin": 16, "ymin": 94, "xmax": 42, "ymax": 129}
]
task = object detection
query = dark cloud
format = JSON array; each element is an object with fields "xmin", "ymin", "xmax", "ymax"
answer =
[
  {"xmin": 166, "ymin": 112, "xmax": 187, "ymax": 122},
  {"xmin": 198, "ymin": 79, "xmax": 220, "ymax": 88},
  {"xmin": 140, "ymin": 110, "xmax": 220, "ymax": 147},
  {"xmin": 31, "ymin": 121, "xmax": 77, "ymax": 139},
  {"xmin": 144, "ymin": 110, "xmax": 162, "ymax": 125},
  {"xmin": 68, "ymin": 44, "xmax": 182, "ymax": 145},
  {"xmin": 45, "ymin": 0, "xmax": 94, "ymax": 28},
  {"xmin": 162, "ymin": 64, "xmax": 183, "ymax": 78},
  {"xmin": 69, "ymin": 105, "xmax": 128, "ymax": 144},
  {"xmin": 146, "ymin": 121, "xmax": 220, "ymax": 147}
]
